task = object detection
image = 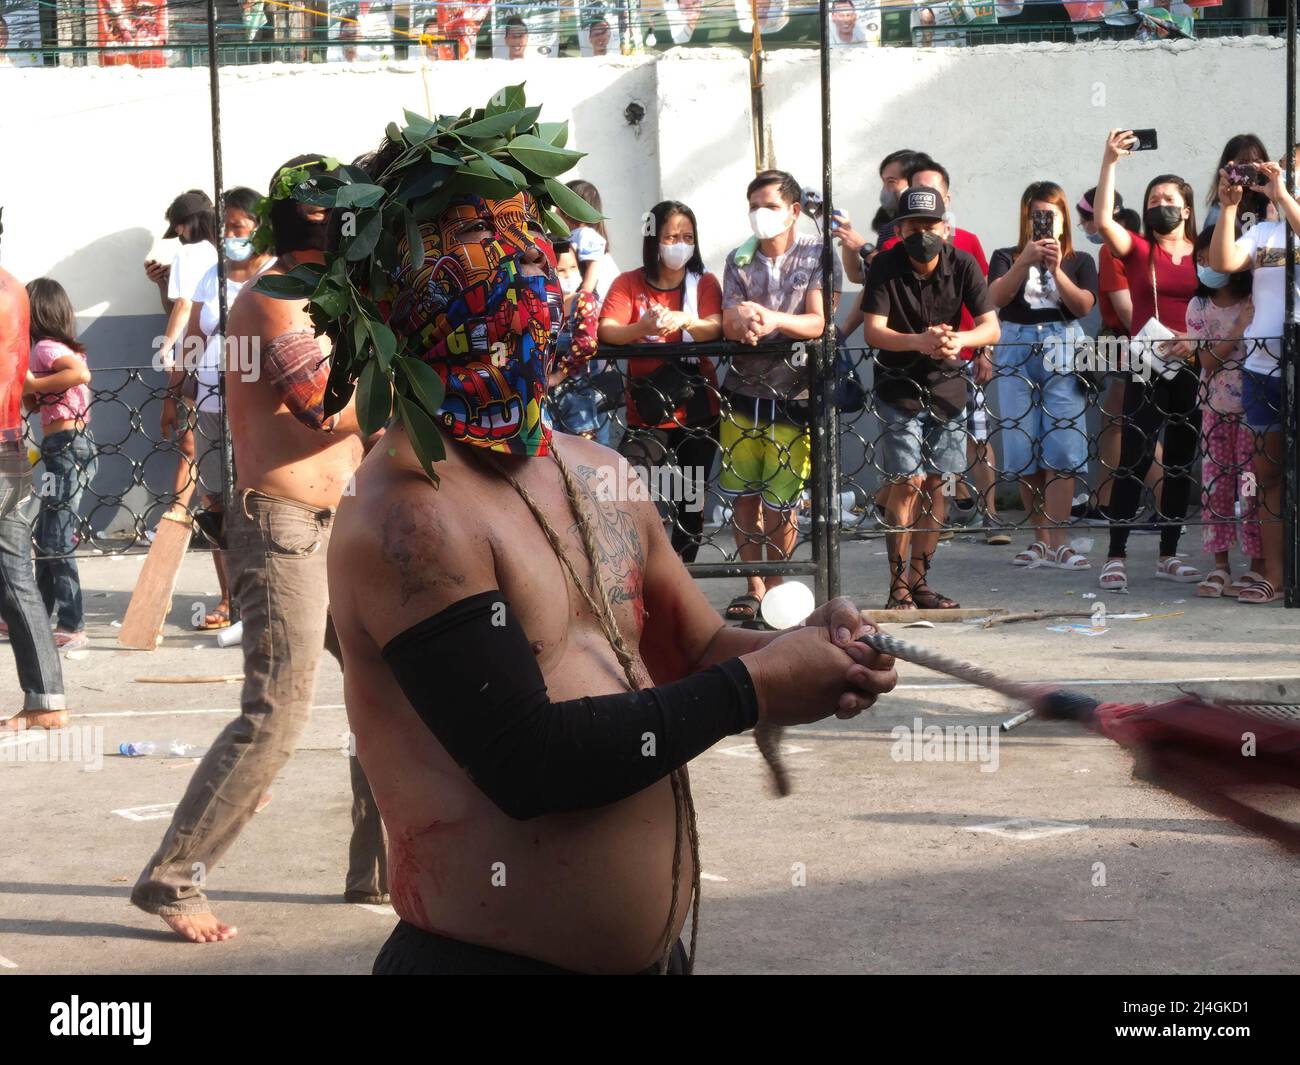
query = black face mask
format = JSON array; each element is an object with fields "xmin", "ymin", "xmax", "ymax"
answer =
[
  {"xmin": 904, "ymin": 230, "xmax": 944, "ymax": 263},
  {"xmin": 271, "ymin": 200, "xmax": 329, "ymax": 254},
  {"xmin": 1145, "ymin": 205, "xmax": 1184, "ymax": 236}
]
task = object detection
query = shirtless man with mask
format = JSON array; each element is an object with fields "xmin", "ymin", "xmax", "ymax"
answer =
[
  {"xmin": 326, "ymin": 129, "xmax": 898, "ymax": 975},
  {"xmin": 132, "ymin": 156, "xmax": 388, "ymax": 943}
]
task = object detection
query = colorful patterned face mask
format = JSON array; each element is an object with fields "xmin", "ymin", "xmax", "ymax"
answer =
[{"xmin": 386, "ymin": 192, "xmax": 563, "ymax": 457}]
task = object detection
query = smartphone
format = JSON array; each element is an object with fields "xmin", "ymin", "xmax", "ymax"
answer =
[
  {"xmin": 1031, "ymin": 209, "xmax": 1055, "ymax": 242},
  {"xmin": 1128, "ymin": 128, "xmax": 1158, "ymax": 152}
]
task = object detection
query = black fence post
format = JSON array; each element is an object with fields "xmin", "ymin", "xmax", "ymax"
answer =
[{"xmin": 817, "ymin": 0, "xmax": 839, "ymax": 603}]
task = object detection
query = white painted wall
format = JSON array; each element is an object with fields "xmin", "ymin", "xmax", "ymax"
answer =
[{"xmin": 0, "ymin": 36, "xmax": 1290, "ymax": 348}]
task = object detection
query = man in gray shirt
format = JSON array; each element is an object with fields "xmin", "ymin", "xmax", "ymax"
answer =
[{"xmin": 719, "ymin": 169, "xmax": 840, "ymax": 623}]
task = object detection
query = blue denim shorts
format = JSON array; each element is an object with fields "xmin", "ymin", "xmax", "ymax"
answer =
[
  {"xmin": 1242, "ymin": 369, "xmax": 1282, "ymax": 434},
  {"xmin": 992, "ymin": 320, "xmax": 1090, "ymax": 476},
  {"xmin": 873, "ymin": 399, "xmax": 966, "ymax": 478}
]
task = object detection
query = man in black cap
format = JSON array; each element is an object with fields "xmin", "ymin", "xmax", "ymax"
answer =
[
  {"xmin": 861, "ymin": 184, "xmax": 999, "ymax": 610},
  {"xmin": 143, "ymin": 191, "xmax": 215, "ymax": 314}
]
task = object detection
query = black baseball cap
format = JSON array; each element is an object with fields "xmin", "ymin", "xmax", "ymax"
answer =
[
  {"xmin": 893, "ymin": 185, "xmax": 945, "ymax": 224},
  {"xmin": 163, "ymin": 190, "xmax": 213, "ymax": 239}
]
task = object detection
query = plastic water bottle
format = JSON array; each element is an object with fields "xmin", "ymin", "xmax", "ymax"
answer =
[{"xmin": 119, "ymin": 740, "xmax": 208, "ymax": 758}]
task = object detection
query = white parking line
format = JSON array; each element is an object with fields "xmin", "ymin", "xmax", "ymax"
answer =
[
  {"xmin": 77, "ymin": 704, "xmax": 345, "ymax": 719},
  {"xmin": 966, "ymin": 818, "xmax": 1089, "ymax": 841},
  {"xmin": 112, "ymin": 803, "xmax": 179, "ymax": 822},
  {"xmin": 355, "ymin": 903, "xmax": 396, "ymax": 916}
]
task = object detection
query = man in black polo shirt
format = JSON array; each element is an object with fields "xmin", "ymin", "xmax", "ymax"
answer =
[{"xmin": 862, "ymin": 185, "xmax": 999, "ymax": 609}]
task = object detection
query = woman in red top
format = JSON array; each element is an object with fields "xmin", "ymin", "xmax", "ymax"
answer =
[
  {"xmin": 598, "ymin": 200, "xmax": 723, "ymax": 562},
  {"xmin": 1093, "ymin": 130, "xmax": 1203, "ymax": 591}
]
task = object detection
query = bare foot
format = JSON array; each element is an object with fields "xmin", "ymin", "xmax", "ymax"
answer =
[
  {"xmin": 161, "ymin": 912, "xmax": 238, "ymax": 943},
  {"xmin": 2, "ymin": 709, "xmax": 69, "ymax": 731}
]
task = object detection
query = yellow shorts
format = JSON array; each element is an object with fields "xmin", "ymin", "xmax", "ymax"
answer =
[{"xmin": 718, "ymin": 412, "xmax": 811, "ymax": 509}]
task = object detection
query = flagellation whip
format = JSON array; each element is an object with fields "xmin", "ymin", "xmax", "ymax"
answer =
[{"xmin": 753, "ymin": 632, "xmax": 1300, "ymax": 796}]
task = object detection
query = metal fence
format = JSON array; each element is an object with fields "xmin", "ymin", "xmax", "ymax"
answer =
[{"xmin": 22, "ymin": 330, "xmax": 1296, "ymax": 609}]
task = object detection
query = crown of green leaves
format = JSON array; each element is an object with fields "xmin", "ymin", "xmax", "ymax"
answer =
[{"xmin": 254, "ymin": 84, "xmax": 601, "ymax": 481}]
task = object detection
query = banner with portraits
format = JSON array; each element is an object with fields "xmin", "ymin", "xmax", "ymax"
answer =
[
  {"xmin": 910, "ymin": 1, "xmax": 996, "ymax": 47},
  {"xmin": 97, "ymin": 0, "xmax": 168, "ymax": 67},
  {"xmin": 411, "ymin": 0, "xmax": 490, "ymax": 58},
  {"xmin": 0, "ymin": 1, "xmax": 43, "ymax": 66},
  {"xmin": 329, "ymin": 1, "xmax": 398, "ymax": 61},
  {"xmin": 491, "ymin": 1, "xmax": 561, "ymax": 58},
  {"xmin": 572, "ymin": 0, "xmax": 627, "ymax": 56},
  {"xmin": 828, "ymin": 0, "xmax": 880, "ymax": 47}
]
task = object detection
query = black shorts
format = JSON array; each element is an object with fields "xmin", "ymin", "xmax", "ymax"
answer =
[{"xmin": 373, "ymin": 919, "xmax": 688, "ymax": 975}]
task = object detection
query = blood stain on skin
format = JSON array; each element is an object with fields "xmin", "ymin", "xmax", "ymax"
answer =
[{"xmin": 389, "ymin": 821, "xmax": 444, "ymax": 927}]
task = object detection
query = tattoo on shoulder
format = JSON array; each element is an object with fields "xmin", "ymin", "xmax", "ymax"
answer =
[
  {"xmin": 569, "ymin": 462, "xmax": 645, "ymax": 606},
  {"xmin": 380, "ymin": 499, "xmax": 465, "ymax": 606}
]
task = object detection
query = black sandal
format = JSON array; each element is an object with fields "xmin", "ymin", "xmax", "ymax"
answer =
[
  {"xmin": 910, "ymin": 585, "xmax": 960, "ymax": 610},
  {"xmin": 724, "ymin": 593, "xmax": 762, "ymax": 622}
]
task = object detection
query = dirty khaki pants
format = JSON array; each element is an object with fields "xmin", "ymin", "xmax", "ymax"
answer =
[{"xmin": 132, "ymin": 490, "xmax": 387, "ymax": 916}]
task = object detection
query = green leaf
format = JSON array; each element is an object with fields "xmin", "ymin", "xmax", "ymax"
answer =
[
  {"xmin": 424, "ymin": 146, "xmax": 465, "ymax": 167},
  {"xmin": 253, "ymin": 264, "xmax": 322, "ymax": 299},
  {"xmin": 386, "ymin": 121, "xmax": 403, "ymax": 144},
  {"xmin": 473, "ymin": 150, "xmax": 528, "ymax": 188},
  {"xmin": 403, "ymin": 110, "xmax": 436, "ymax": 139},
  {"xmin": 413, "ymin": 186, "xmax": 455, "ymax": 222},
  {"xmin": 356, "ymin": 359, "xmax": 393, "ymax": 437},
  {"xmin": 367, "ymin": 320, "xmax": 399, "ymax": 371},
  {"xmin": 543, "ymin": 178, "xmax": 604, "ymax": 224},
  {"xmin": 406, "ymin": 210, "xmax": 425, "ymax": 271},
  {"xmin": 397, "ymin": 394, "xmax": 445, "ymax": 483},
  {"xmin": 333, "ymin": 183, "xmax": 386, "ymax": 209},
  {"xmin": 486, "ymin": 82, "xmax": 526, "ymax": 117},
  {"xmin": 541, "ymin": 207, "xmax": 570, "ymax": 240},
  {"xmin": 321, "ymin": 156, "xmax": 340, "ymax": 172},
  {"xmin": 351, "ymin": 317, "xmax": 370, "ymax": 359},
  {"xmin": 394, "ymin": 163, "xmax": 453, "ymax": 204},
  {"xmin": 324, "ymin": 362, "xmax": 356, "ymax": 419},
  {"xmin": 504, "ymin": 134, "xmax": 585, "ymax": 178},
  {"xmin": 313, "ymin": 285, "xmax": 349, "ymax": 318},
  {"xmin": 453, "ymin": 106, "xmax": 541, "ymax": 141},
  {"xmin": 343, "ymin": 209, "xmax": 382, "ymax": 261},
  {"xmin": 397, "ymin": 356, "xmax": 445, "ymax": 414},
  {"xmin": 536, "ymin": 121, "xmax": 568, "ymax": 149}
]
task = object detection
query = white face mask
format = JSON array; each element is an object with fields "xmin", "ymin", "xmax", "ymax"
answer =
[
  {"xmin": 558, "ymin": 272, "xmax": 579, "ymax": 296},
  {"xmin": 659, "ymin": 242, "xmax": 694, "ymax": 271},
  {"xmin": 749, "ymin": 207, "xmax": 789, "ymax": 241}
]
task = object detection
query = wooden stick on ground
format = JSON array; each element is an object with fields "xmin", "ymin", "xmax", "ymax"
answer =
[
  {"xmin": 871, "ymin": 607, "xmax": 1009, "ymax": 623},
  {"xmin": 981, "ymin": 610, "xmax": 1097, "ymax": 629},
  {"xmin": 135, "ymin": 675, "xmax": 244, "ymax": 684}
]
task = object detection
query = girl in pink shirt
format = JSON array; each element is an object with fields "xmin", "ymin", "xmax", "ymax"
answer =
[{"xmin": 24, "ymin": 279, "xmax": 97, "ymax": 648}]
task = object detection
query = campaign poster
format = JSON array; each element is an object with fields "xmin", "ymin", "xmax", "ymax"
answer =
[
  {"xmin": 828, "ymin": 0, "xmax": 880, "ymax": 47},
  {"xmin": 97, "ymin": 0, "xmax": 168, "ymax": 68},
  {"xmin": 0, "ymin": 1, "xmax": 43, "ymax": 66},
  {"xmin": 572, "ymin": 0, "xmax": 638, "ymax": 55},
  {"xmin": 491, "ymin": 1, "xmax": 561, "ymax": 58},
  {"xmin": 1063, "ymin": 1, "xmax": 1128, "ymax": 21},
  {"xmin": 734, "ymin": 0, "xmax": 789, "ymax": 35},
  {"xmin": 911, "ymin": 1, "xmax": 995, "ymax": 47},
  {"xmin": 661, "ymin": 0, "xmax": 705, "ymax": 44},
  {"xmin": 411, "ymin": 0, "xmax": 489, "ymax": 59},
  {"xmin": 329, "ymin": 1, "xmax": 397, "ymax": 62}
]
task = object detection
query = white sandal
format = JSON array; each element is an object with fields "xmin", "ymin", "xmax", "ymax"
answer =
[
  {"xmin": 1013, "ymin": 541, "xmax": 1049, "ymax": 567},
  {"xmin": 1155, "ymin": 556, "xmax": 1203, "ymax": 583},
  {"xmin": 1229, "ymin": 571, "xmax": 1263, "ymax": 598},
  {"xmin": 1099, "ymin": 558, "xmax": 1127, "ymax": 590},
  {"xmin": 1045, "ymin": 545, "xmax": 1091, "ymax": 570},
  {"xmin": 1196, "ymin": 569, "xmax": 1231, "ymax": 598}
]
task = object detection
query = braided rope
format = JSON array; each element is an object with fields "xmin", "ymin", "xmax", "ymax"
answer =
[{"xmin": 476, "ymin": 443, "xmax": 700, "ymax": 975}]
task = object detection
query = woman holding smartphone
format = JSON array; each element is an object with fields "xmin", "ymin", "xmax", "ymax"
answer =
[
  {"xmin": 987, "ymin": 182, "xmax": 1097, "ymax": 572},
  {"xmin": 1092, "ymin": 129, "xmax": 1203, "ymax": 591}
]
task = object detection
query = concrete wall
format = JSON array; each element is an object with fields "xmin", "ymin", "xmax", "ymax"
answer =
[
  {"xmin": 0, "ymin": 36, "xmax": 1290, "ymax": 343},
  {"xmin": 0, "ymin": 37, "xmax": 1290, "ymax": 530}
]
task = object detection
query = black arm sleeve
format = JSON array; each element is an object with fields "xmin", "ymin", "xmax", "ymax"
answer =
[{"xmin": 381, "ymin": 590, "xmax": 760, "ymax": 821}]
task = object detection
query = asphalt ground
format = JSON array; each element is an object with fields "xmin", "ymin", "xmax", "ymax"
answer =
[{"xmin": 1, "ymin": 529, "xmax": 1297, "ymax": 974}]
